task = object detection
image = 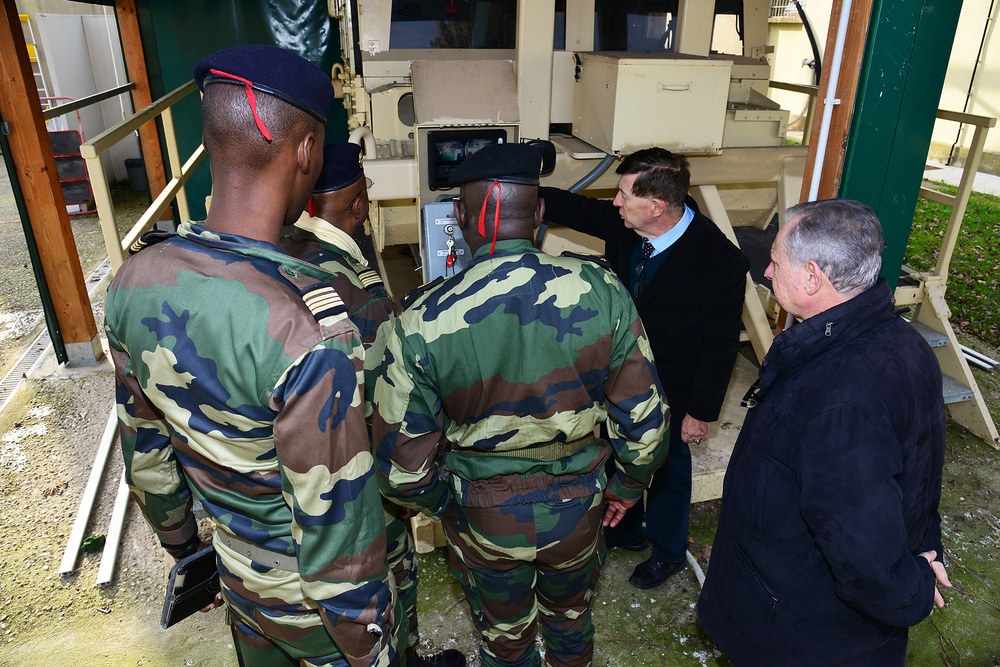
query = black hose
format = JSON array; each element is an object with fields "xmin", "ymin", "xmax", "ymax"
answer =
[
  {"xmin": 535, "ymin": 153, "xmax": 617, "ymax": 250},
  {"xmin": 792, "ymin": 0, "xmax": 822, "ymax": 85}
]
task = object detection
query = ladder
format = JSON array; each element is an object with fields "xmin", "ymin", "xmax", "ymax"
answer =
[
  {"xmin": 18, "ymin": 14, "xmax": 51, "ymax": 108},
  {"xmin": 895, "ymin": 109, "xmax": 999, "ymax": 449}
]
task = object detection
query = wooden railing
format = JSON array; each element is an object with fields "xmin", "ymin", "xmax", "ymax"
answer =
[{"xmin": 80, "ymin": 79, "xmax": 205, "ymax": 272}]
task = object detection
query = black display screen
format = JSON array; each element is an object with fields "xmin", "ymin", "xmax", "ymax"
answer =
[{"xmin": 426, "ymin": 129, "xmax": 508, "ymax": 190}]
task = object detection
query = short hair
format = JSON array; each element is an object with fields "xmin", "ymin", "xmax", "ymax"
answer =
[
  {"xmin": 616, "ymin": 148, "xmax": 690, "ymax": 209},
  {"xmin": 201, "ymin": 83, "xmax": 319, "ymax": 168},
  {"xmin": 461, "ymin": 181, "xmax": 538, "ymax": 221},
  {"xmin": 783, "ymin": 199, "xmax": 885, "ymax": 296}
]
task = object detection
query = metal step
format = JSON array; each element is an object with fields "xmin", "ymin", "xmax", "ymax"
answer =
[
  {"xmin": 906, "ymin": 321, "xmax": 976, "ymax": 404},
  {"xmin": 943, "ymin": 373, "xmax": 974, "ymax": 404},
  {"xmin": 908, "ymin": 320, "xmax": 949, "ymax": 348}
]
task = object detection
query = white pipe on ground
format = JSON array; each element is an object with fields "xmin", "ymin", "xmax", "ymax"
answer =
[
  {"xmin": 961, "ymin": 344, "xmax": 999, "ymax": 368},
  {"xmin": 687, "ymin": 550, "xmax": 706, "ymax": 588},
  {"xmin": 59, "ymin": 407, "xmax": 118, "ymax": 575},
  {"xmin": 96, "ymin": 470, "xmax": 130, "ymax": 586}
]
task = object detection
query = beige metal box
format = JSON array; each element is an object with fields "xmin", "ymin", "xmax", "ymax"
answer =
[{"xmin": 572, "ymin": 52, "xmax": 732, "ymax": 155}]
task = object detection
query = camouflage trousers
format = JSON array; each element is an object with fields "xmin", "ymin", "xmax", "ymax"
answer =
[
  {"xmin": 441, "ymin": 492, "xmax": 606, "ymax": 667},
  {"xmin": 216, "ymin": 538, "xmax": 404, "ymax": 667},
  {"xmin": 385, "ymin": 502, "xmax": 419, "ymax": 651}
]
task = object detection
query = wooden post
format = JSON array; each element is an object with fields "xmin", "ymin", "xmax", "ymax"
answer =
[
  {"xmin": 115, "ymin": 0, "xmax": 171, "ymax": 220},
  {"xmin": 800, "ymin": 0, "xmax": 875, "ymax": 202},
  {"xmin": 0, "ymin": 0, "xmax": 102, "ymax": 364}
]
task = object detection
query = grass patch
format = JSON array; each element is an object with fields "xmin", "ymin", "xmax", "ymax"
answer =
[{"xmin": 904, "ymin": 183, "xmax": 1000, "ymax": 349}]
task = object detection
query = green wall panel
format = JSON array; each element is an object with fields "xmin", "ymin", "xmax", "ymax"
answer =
[
  {"xmin": 135, "ymin": 0, "xmax": 348, "ymax": 221},
  {"xmin": 839, "ymin": 0, "xmax": 962, "ymax": 288}
]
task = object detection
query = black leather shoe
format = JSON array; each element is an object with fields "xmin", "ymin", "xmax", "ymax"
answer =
[
  {"xmin": 628, "ymin": 557, "xmax": 686, "ymax": 589},
  {"xmin": 409, "ymin": 648, "xmax": 466, "ymax": 667},
  {"xmin": 605, "ymin": 532, "xmax": 648, "ymax": 552}
]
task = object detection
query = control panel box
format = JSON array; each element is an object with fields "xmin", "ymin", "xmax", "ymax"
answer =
[
  {"xmin": 420, "ymin": 201, "xmax": 472, "ymax": 282},
  {"xmin": 572, "ymin": 52, "xmax": 732, "ymax": 155}
]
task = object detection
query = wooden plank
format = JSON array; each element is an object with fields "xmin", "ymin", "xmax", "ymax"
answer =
[
  {"xmin": 800, "ymin": 0, "xmax": 875, "ymax": 201},
  {"xmin": 115, "ymin": 0, "xmax": 171, "ymax": 220},
  {"xmin": 0, "ymin": 1, "xmax": 98, "ymax": 348}
]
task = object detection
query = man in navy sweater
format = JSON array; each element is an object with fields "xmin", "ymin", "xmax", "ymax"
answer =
[{"xmin": 539, "ymin": 148, "xmax": 749, "ymax": 589}]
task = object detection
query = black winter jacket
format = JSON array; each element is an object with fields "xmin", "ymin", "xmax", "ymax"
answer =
[{"xmin": 698, "ymin": 280, "xmax": 946, "ymax": 666}]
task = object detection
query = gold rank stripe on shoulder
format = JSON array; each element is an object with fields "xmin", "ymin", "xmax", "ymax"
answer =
[
  {"xmin": 301, "ymin": 285, "xmax": 347, "ymax": 323},
  {"xmin": 357, "ymin": 269, "xmax": 384, "ymax": 290}
]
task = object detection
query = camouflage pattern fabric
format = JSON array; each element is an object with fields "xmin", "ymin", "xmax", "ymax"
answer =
[
  {"xmin": 372, "ymin": 238, "xmax": 669, "ymax": 667},
  {"xmin": 283, "ymin": 225, "xmax": 419, "ymax": 652},
  {"xmin": 282, "ymin": 227, "xmax": 398, "ymax": 347},
  {"xmin": 106, "ymin": 221, "xmax": 396, "ymax": 667},
  {"xmin": 441, "ymin": 495, "xmax": 606, "ymax": 667}
]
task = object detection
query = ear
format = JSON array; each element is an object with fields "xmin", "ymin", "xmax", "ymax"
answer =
[
  {"xmin": 534, "ymin": 197, "xmax": 545, "ymax": 229},
  {"xmin": 296, "ymin": 130, "xmax": 317, "ymax": 173},
  {"xmin": 349, "ymin": 194, "xmax": 364, "ymax": 220},
  {"xmin": 803, "ymin": 260, "xmax": 826, "ymax": 296},
  {"xmin": 453, "ymin": 198, "xmax": 468, "ymax": 230},
  {"xmin": 649, "ymin": 197, "xmax": 666, "ymax": 219}
]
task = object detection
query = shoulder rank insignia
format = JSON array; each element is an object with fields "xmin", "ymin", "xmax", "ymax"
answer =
[
  {"xmin": 300, "ymin": 283, "xmax": 348, "ymax": 326},
  {"xmin": 129, "ymin": 230, "xmax": 174, "ymax": 256},
  {"xmin": 401, "ymin": 276, "xmax": 444, "ymax": 310},
  {"xmin": 357, "ymin": 267, "xmax": 386, "ymax": 291},
  {"xmin": 560, "ymin": 251, "xmax": 612, "ymax": 271}
]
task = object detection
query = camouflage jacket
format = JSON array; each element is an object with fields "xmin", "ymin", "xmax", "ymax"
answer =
[
  {"xmin": 105, "ymin": 221, "xmax": 394, "ymax": 664},
  {"xmin": 282, "ymin": 225, "xmax": 400, "ymax": 411},
  {"xmin": 371, "ymin": 238, "xmax": 669, "ymax": 515},
  {"xmin": 282, "ymin": 226, "xmax": 399, "ymax": 348}
]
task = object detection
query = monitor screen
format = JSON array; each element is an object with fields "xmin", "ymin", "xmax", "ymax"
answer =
[{"xmin": 426, "ymin": 129, "xmax": 508, "ymax": 190}]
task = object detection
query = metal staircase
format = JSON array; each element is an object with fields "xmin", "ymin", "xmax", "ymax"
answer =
[{"xmin": 895, "ymin": 109, "xmax": 999, "ymax": 448}]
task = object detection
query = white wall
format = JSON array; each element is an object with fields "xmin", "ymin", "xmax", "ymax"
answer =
[
  {"xmin": 931, "ymin": 0, "xmax": 1000, "ymax": 164},
  {"xmin": 765, "ymin": 0, "xmax": 1000, "ymax": 165},
  {"xmin": 767, "ymin": 0, "xmax": 833, "ymax": 130},
  {"xmin": 35, "ymin": 12, "xmax": 139, "ymax": 184}
]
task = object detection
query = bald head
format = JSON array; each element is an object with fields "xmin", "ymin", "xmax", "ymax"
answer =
[{"xmin": 454, "ymin": 180, "xmax": 543, "ymax": 254}]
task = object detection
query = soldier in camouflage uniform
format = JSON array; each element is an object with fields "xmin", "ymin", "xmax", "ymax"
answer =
[
  {"xmin": 372, "ymin": 143, "xmax": 669, "ymax": 667},
  {"xmin": 283, "ymin": 143, "xmax": 464, "ymax": 667},
  {"xmin": 282, "ymin": 142, "xmax": 396, "ymax": 346},
  {"xmin": 105, "ymin": 45, "xmax": 396, "ymax": 667}
]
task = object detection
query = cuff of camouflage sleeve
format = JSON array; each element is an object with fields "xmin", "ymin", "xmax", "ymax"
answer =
[
  {"xmin": 607, "ymin": 473, "xmax": 645, "ymax": 504},
  {"xmin": 158, "ymin": 514, "xmax": 200, "ymax": 560}
]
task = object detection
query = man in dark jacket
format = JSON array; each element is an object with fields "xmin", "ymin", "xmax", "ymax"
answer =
[
  {"xmin": 697, "ymin": 198, "xmax": 952, "ymax": 666},
  {"xmin": 539, "ymin": 148, "xmax": 749, "ymax": 589}
]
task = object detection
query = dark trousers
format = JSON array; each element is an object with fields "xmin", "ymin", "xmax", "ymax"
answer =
[{"xmin": 605, "ymin": 420, "xmax": 690, "ymax": 563}]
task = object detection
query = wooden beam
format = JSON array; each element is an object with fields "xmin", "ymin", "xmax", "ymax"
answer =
[
  {"xmin": 115, "ymin": 0, "xmax": 170, "ymax": 220},
  {"xmin": 0, "ymin": 0, "xmax": 100, "ymax": 357},
  {"xmin": 800, "ymin": 0, "xmax": 875, "ymax": 201}
]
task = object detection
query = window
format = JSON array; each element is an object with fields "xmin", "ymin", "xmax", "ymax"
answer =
[{"xmin": 390, "ymin": 0, "xmax": 517, "ymax": 49}]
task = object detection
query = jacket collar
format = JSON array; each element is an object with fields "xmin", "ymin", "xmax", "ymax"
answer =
[
  {"xmin": 177, "ymin": 221, "xmax": 341, "ymax": 286},
  {"xmin": 757, "ymin": 278, "xmax": 896, "ymax": 393},
  {"xmin": 470, "ymin": 238, "xmax": 537, "ymax": 260}
]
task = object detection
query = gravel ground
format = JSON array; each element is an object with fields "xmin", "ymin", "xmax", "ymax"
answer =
[{"xmin": 0, "ymin": 169, "xmax": 236, "ymax": 665}]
